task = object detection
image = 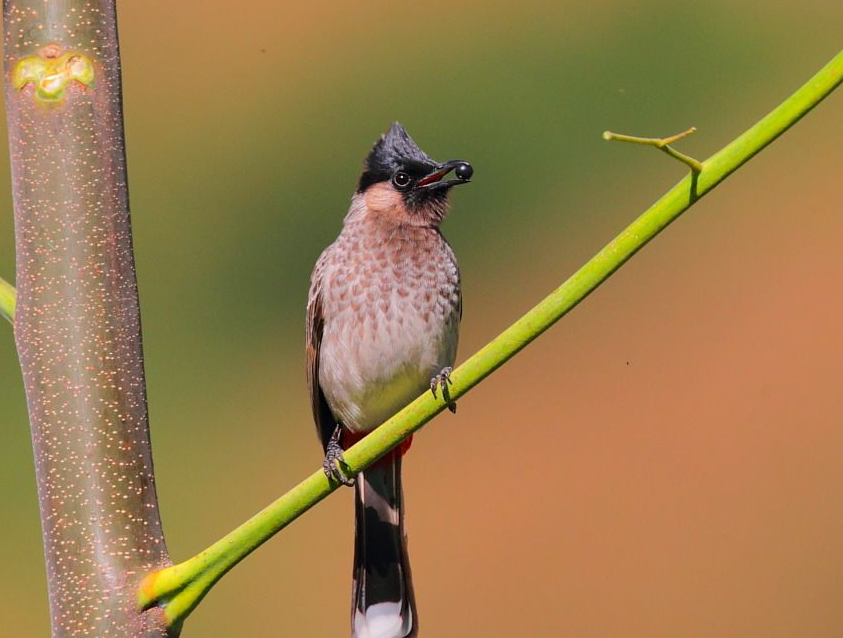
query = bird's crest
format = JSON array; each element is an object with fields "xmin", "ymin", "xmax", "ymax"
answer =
[{"xmin": 358, "ymin": 122, "xmax": 435, "ymax": 192}]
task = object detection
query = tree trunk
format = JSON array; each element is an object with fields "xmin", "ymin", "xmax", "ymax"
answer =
[{"xmin": 3, "ymin": 2, "xmax": 172, "ymax": 636}]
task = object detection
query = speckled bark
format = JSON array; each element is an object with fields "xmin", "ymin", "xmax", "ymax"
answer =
[{"xmin": 4, "ymin": 2, "xmax": 172, "ymax": 637}]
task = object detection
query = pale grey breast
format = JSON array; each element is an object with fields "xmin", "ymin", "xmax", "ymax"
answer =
[{"xmin": 317, "ymin": 217, "xmax": 461, "ymax": 433}]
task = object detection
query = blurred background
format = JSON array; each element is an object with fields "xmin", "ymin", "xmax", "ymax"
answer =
[{"xmin": 2, "ymin": 1, "xmax": 843, "ymax": 636}]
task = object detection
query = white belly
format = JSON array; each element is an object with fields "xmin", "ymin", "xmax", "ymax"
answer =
[{"xmin": 318, "ymin": 292, "xmax": 458, "ymax": 432}]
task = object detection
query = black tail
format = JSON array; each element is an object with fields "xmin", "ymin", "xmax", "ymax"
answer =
[{"xmin": 352, "ymin": 453, "xmax": 417, "ymax": 638}]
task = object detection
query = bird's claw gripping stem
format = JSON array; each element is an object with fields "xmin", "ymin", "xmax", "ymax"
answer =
[
  {"xmin": 323, "ymin": 425, "xmax": 355, "ymax": 486},
  {"xmin": 430, "ymin": 366, "xmax": 457, "ymax": 413}
]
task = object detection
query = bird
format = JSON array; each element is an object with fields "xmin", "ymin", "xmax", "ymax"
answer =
[{"xmin": 306, "ymin": 122, "xmax": 473, "ymax": 638}]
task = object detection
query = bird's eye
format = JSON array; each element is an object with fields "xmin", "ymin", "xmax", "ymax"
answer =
[{"xmin": 392, "ymin": 171, "xmax": 411, "ymax": 190}]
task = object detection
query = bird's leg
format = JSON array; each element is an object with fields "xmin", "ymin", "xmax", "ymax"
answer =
[
  {"xmin": 430, "ymin": 366, "xmax": 457, "ymax": 413},
  {"xmin": 323, "ymin": 424, "xmax": 355, "ymax": 486}
]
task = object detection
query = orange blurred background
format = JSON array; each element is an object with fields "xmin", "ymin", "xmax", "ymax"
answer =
[{"xmin": 1, "ymin": 1, "xmax": 843, "ymax": 636}]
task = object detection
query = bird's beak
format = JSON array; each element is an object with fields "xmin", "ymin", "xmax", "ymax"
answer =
[{"xmin": 416, "ymin": 160, "xmax": 473, "ymax": 190}]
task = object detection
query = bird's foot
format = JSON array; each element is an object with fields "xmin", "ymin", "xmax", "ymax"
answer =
[
  {"xmin": 430, "ymin": 366, "xmax": 457, "ymax": 413},
  {"xmin": 323, "ymin": 425, "xmax": 355, "ymax": 487}
]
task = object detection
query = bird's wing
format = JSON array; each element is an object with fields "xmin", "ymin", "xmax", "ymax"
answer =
[{"xmin": 306, "ymin": 250, "xmax": 338, "ymax": 451}]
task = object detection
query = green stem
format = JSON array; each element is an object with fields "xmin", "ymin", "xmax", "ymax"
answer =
[
  {"xmin": 0, "ymin": 275, "xmax": 13, "ymax": 324},
  {"xmin": 137, "ymin": 47, "xmax": 843, "ymax": 627}
]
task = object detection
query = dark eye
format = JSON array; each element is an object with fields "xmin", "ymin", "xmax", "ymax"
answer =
[{"xmin": 392, "ymin": 171, "xmax": 411, "ymax": 190}]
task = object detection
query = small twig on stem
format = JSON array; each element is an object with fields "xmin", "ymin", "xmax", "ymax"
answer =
[{"xmin": 603, "ymin": 126, "xmax": 703, "ymax": 172}]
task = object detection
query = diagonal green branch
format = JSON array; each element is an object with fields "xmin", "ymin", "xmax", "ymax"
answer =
[
  {"xmin": 0, "ymin": 275, "xmax": 13, "ymax": 324},
  {"xmin": 136, "ymin": 48, "xmax": 843, "ymax": 627}
]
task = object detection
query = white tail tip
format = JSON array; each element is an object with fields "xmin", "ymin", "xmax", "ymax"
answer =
[{"xmin": 354, "ymin": 602, "xmax": 409, "ymax": 638}]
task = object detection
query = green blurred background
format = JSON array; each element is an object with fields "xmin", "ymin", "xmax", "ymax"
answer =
[{"xmin": 2, "ymin": 1, "xmax": 843, "ymax": 636}]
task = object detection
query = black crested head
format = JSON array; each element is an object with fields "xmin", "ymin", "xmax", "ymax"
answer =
[
  {"xmin": 358, "ymin": 122, "xmax": 437, "ymax": 193},
  {"xmin": 355, "ymin": 123, "xmax": 473, "ymax": 226}
]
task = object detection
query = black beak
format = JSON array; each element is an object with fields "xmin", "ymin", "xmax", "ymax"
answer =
[{"xmin": 416, "ymin": 160, "xmax": 473, "ymax": 190}]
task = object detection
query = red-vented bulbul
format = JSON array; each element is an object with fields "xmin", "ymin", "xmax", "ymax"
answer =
[{"xmin": 306, "ymin": 122, "xmax": 472, "ymax": 638}]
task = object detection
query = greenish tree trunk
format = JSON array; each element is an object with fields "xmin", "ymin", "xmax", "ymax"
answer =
[{"xmin": 3, "ymin": 2, "xmax": 172, "ymax": 636}]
